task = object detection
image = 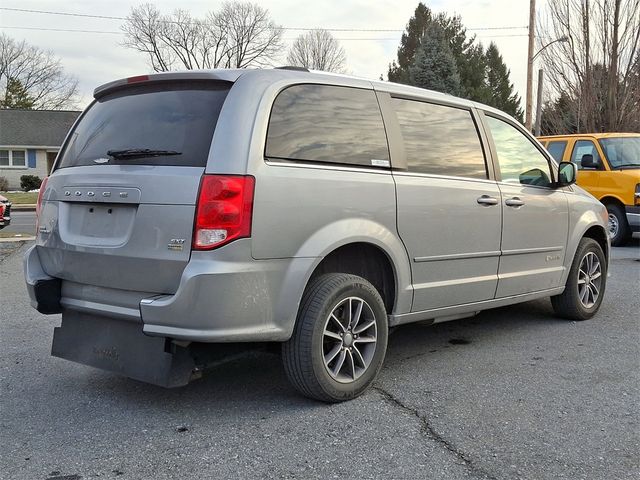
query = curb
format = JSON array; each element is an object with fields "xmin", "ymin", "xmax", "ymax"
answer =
[
  {"xmin": 10, "ymin": 204, "xmax": 36, "ymax": 211},
  {"xmin": 0, "ymin": 236, "xmax": 35, "ymax": 243}
]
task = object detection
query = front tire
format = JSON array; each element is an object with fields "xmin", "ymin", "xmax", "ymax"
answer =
[
  {"xmin": 551, "ymin": 238, "xmax": 607, "ymax": 320},
  {"xmin": 606, "ymin": 203, "xmax": 631, "ymax": 246},
  {"xmin": 282, "ymin": 273, "xmax": 388, "ymax": 402}
]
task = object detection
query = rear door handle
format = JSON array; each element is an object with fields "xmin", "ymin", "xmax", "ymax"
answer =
[
  {"xmin": 505, "ymin": 197, "xmax": 525, "ymax": 207},
  {"xmin": 477, "ymin": 195, "xmax": 499, "ymax": 206}
]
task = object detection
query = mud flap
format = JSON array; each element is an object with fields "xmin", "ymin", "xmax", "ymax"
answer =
[{"xmin": 52, "ymin": 311, "xmax": 197, "ymax": 388}]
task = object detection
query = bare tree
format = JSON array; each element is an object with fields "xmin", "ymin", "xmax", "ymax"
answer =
[
  {"xmin": 538, "ymin": 0, "xmax": 640, "ymax": 133},
  {"xmin": 286, "ymin": 29, "xmax": 347, "ymax": 73},
  {"xmin": 122, "ymin": 2, "xmax": 283, "ymax": 72},
  {"xmin": 0, "ymin": 34, "xmax": 78, "ymax": 110}
]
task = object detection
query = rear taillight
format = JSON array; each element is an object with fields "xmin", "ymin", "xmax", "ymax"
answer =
[
  {"xmin": 193, "ymin": 175, "xmax": 255, "ymax": 250},
  {"xmin": 35, "ymin": 176, "xmax": 49, "ymax": 231}
]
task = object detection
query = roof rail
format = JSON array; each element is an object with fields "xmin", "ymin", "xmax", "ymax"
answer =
[{"xmin": 275, "ymin": 66, "xmax": 310, "ymax": 72}]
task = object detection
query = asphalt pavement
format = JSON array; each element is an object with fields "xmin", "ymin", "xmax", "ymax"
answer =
[
  {"xmin": 1, "ymin": 210, "xmax": 36, "ymax": 235},
  {"xmin": 0, "ymin": 241, "xmax": 638, "ymax": 480}
]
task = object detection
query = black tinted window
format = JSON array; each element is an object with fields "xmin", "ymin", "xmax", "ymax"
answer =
[
  {"xmin": 266, "ymin": 84, "xmax": 389, "ymax": 167},
  {"xmin": 546, "ymin": 141, "xmax": 567, "ymax": 162},
  {"xmin": 58, "ymin": 81, "xmax": 230, "ymax": 168},
  {"xmin": 392, "ymin": 99, "xmax": 487, "ymax": 179}
]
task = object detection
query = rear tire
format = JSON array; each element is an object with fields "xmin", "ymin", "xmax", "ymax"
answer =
[
  {"xmin": 551, "ymin": 238, "xmax": 607, "ymax": 320},
  {"xmin": 282, "ymin": 273, "xmax": 388, "ymax": 402},
  {"xmin": 606, "ymin": 203, "xmax": 631, "ymax": 247}
]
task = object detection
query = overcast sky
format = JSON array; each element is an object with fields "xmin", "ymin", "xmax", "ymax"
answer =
[{"xmin": 1, "ymin": 0, "xmax": 546, "ymax": 109}]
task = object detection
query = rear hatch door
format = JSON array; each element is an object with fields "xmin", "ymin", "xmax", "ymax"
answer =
[{"xmin": 37, "ymin": 79, "xmax": 231, "ymax": 294}]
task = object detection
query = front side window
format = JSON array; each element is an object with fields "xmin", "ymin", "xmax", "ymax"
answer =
[
  {"xmin": 546, "ymin": 141, "xmax": 567, "ymax": 162},
  {"xmin": 571, "ymin": 140, "xmax": 602, "ymax": 170},
  {"xmin": 0, "ymin": 149, "xmax": 27, "ymax": 167},
  {"xmin": 392, "ymin": 99, "xmax": 487, "ymax": 179},
  {"xmin": 265, "ymin": 84, "xmax": 389, "ymax": 167},
  {"xmin": 486, "ymin": 116, "xmax": 553, "ymax": 187}
]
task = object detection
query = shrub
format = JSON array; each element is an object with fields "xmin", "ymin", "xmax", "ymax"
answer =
[
  {"xmin": 20, "ymin": 175, "xmax": 42, "ymax": 192},
  {"xmin": 0, "ymin": 176, "xmax": 8, "ymax": 192}
]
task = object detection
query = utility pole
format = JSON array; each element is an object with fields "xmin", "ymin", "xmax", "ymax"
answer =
[
  {"xmin": 534, "ymin": 68, "xmax": 544, "ymax": 136},
  {"xmin": 525, "ymin": 0, "xmax": 536, "ymax": 131}
]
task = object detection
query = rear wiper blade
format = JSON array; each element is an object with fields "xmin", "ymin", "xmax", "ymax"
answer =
[{"xmin": 107, "ymin": 148, "xmax": 182, "ymax": 159}]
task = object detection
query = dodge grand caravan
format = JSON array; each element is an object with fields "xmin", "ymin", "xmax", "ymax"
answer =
[{"xmin": 24, "ymin": 68, "xmax": 610, "ymax": 402}]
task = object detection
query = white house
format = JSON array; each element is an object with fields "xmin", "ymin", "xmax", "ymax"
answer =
[{"xmin": 0, "ymin": 109, "xmax": 81, "ymax": 190}]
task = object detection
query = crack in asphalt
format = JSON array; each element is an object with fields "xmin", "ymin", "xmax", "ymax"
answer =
[
  {"xmin": 0, "ymin": 242, "xmax": 24, "ymax": 264},
  {"xmin": 372, "ymin": 384, "xmax": 498, "ymax": 480}
]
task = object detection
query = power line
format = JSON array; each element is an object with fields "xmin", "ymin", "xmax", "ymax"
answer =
[
  {"xmin": 0, "ymin": 6, "xmax": 528, "ymax": 32},
  {"xmin": 0, "ymin": 25, "xmax": 528, "ymax": 39},
  {"xmin": 1, "ymin": 26, "xmax": 121, "ymax": 35}
]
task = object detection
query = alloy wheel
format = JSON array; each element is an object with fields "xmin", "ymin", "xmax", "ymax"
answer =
[
  {"xmin": 577, "ymin": 252, "xmax": 602, "ymax": 309},
  {"xmin": 322, "ymin": 297, "xmax": 377, "ymax": 383}
]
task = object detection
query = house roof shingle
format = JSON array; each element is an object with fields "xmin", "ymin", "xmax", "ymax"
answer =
[{"xmin": 0, "ymin": 109, "xmax": 81, "ymax": 147}]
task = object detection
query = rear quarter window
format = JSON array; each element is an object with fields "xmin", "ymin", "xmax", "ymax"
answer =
[
  {"xmin": 265, "ymin": 84, "xmax": 390, "ymax": 167},
  {"xmin": 57, "ymin": 81, "xmax": 230, "ymax": 168}
]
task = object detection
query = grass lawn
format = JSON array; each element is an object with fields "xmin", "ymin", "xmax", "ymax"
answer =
[{"xmin": 1, "ymin": 192, "xmax": 39, "ymax": 204}]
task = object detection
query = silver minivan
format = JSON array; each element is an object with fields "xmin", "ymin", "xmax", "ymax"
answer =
[{"xmin": 24, "ymin": 68, "xmax": 609, "ymax": 402}]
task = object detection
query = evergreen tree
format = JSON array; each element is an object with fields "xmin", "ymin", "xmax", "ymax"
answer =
[
  {"xmin": 459, "ymin": 43, "xmax": 490, "ymax": 103},
  {"xmin": 0, "ymin": 78, "xmax": 35, "ymax": 109},
  {"xmin": 388, "ymin": 3, "xmax": 433, "ymax": 84},
  {"xmin": 485, "ymin": 43, "xmax": 523, "ymax": 121},
  {"xmin": 409, "ymin": 24, "xmax": 461, "ymax": 95},
  {"xmin": 387, "ymin": 3, "xmax": 527, "ymax": 122},
  {"xmin": 387, "ymin": 3, "xmax": 486, "ymax": 102}
]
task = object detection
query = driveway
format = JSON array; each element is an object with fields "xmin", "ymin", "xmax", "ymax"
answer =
[{"xmin": 1, "ymin": 242, "xmax": 638, "ymax": 480}]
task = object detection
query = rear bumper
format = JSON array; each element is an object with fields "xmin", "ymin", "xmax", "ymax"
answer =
[
  {"xmin": 24, "ymin": 240, "xmax": 316, "ymax": 343},
  {"xmin": 625, "ymin": 205, "xmax": 640, "ymax": 232},
  {"xmin": 140, "ymin": 241, "xmax": 315, "ymax": 342}
]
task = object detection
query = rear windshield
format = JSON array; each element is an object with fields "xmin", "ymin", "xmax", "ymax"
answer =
[{"xmin": 57, "ymin": 81, "xmax": 230, "ymax": 168}]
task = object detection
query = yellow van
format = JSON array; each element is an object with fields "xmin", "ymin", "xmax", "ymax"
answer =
[{"xmin": 539, "ymin": 133, "xmax": 640, "ymax": 246}]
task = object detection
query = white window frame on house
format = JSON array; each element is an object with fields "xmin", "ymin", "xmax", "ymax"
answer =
[{"xmin": 0, "ymin": 148, "xmax": 28, "ymax": 169}]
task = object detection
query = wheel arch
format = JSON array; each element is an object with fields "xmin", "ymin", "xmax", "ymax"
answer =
[
  {"xmin": 582, "ymin": 224, "xmax": 609, "ymax": 264},
  {"xmin": 562, "ymin": 219, "xmax": 610, "ymax": 286},
  {"xmin": 599, "ymin": 195, "xmax": 626, "ymax": 209},
  {"xmin": 307, "ymin": 242, "xmax": 398, "ymax": 314},
  {"xmin": 276, "ymin": 219, "xmax": 414, "ymax": 339}
]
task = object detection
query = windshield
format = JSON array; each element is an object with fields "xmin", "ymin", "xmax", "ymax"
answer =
[
  {"xmin": 57, "ymin": 81, "xmax": 230, "ymax": 168},
  {"xmin": 599, "ymin": 137, "xmax": 640, "ymax": 169}
]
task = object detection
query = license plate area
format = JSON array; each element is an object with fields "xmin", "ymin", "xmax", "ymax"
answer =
[{"xmin": 59, "ymin": 202, "xmax": 137, "ymax": 247}]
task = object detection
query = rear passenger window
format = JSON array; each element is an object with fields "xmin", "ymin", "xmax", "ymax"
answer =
[
  {"xmin": 265, "ymin": 84, "xmax": 389, "ymax": 167},
  {"xmin": 392, "ymin": 99, "xmax": 487, "ymax": 179},
  {"xmin": 546, "ymin": 141, "xmax": 567, "ymax": 162}
]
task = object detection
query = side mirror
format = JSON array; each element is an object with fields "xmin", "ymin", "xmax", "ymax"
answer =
[
  {"xmin": 557, "ymin": 161, "xmax": 577, "ymax": 187},
  {"xmin": 581, "ymin": 154, "xmax": 599, "ymax": 169},
  {"xmin": 519, "ymin": 168, "xmax": 551, "ymax": 187}
]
